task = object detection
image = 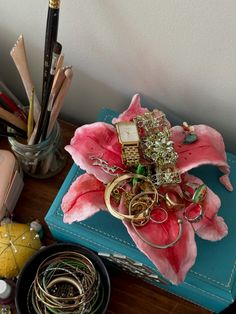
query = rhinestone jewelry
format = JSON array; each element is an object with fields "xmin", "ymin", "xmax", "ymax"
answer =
[{"xmin": 89, "ymin": 155, "xmax": 125, "ymax": 175}]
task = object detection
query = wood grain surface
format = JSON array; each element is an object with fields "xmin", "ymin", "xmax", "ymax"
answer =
[{"xmin": 2, "ymin": 120, "xmax": 232, "ymax": 314}]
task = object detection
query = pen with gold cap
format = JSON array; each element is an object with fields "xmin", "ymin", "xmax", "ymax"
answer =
[
  {"xmin": 34, "ymin": 0, "xmax": 61, "ymax": 143},
  {"xmin": 42, "ymin": 0, "xmax": 60, "ymax": 100}
]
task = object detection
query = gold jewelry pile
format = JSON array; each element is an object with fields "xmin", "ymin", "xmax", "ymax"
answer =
[{"xmin": 92, "ymin": 110, "xmax": 205, "ymax": 249}]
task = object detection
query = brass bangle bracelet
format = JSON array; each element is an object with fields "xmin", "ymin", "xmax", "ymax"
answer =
[
  {"xmin": 39, "ymin": 252, "xmax": 96, "ymax": 279},
  {"xmin": 131, "ymin": 219, "xmax": 183, "ymax": 249},
  {"xmin": 35, "ymin": 267, "xmax": 83, "ymax": 305},
  {"xmin": 104, "ymin": 173, "xmax": 157, "ymax": 221},
  {"xmin": 34, "ymin": 285, "xmax": 83, "ymax": 310},
  {"xmin": 35, "ymin": 252, "xmax": 96, "ymax": 301}
]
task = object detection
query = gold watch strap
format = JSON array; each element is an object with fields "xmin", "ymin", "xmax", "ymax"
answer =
[{"xmin": 122, "ymin": 145, "xmax": 140, "ymax": 167}]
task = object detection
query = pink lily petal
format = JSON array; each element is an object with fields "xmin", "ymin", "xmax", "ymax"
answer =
[
  {"xmin": 195, "ymin": 216, "xmax": 228, "ymax": 241},
  {"xmin": 219, "ymin": 174, "xmax": 233, "ymax": 192},
  {"xmin": 65, "ymin": 122, "xmax": 124, "ymax": 183},
  {"xmin": 62, "ymin": 173, "xmax": 106, "ymax": 224},
  {"xmin": 171, "ymin": 125, "xmax": 233, "ymax": 191},
  {"xmin": 123, "ymin": 213, "xmax": 197, "ymax": 285},
  {"xmin": 182, "ymin": 173, "xmax": 228, "ymax": 241},
  {"xmin": 112, "ymin": 94, "xmax": 148, "ymax": 124}
]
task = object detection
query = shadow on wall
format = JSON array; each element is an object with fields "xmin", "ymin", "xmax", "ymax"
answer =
[
  {"xmin": 60, "ymin": 69, "xmax": 185, "ymax": 129},
  {"xmin": 143, "ymin": 92, "xmax": 235, "ymax": 154},
  {"xmin": 60, "ymin": 67, "xmax": 130, "ymax": 126}
]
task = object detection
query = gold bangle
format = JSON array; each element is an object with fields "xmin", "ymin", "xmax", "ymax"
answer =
[
  {"xmin": 35, "ymin": 252, "xmax": 96, "ymax": 302},
  {"xmin": 104, "ymin": 173, "xmax": 157, "ymax": 221},
  {"xmin": 131, "ymin": 219, "xmax": 183, "ymax": 249}
]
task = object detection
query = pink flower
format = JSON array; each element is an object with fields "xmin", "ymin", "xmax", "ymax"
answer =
[{"xmin": 62, "ymin": 94, "xmax": 231, "ymax": 284}]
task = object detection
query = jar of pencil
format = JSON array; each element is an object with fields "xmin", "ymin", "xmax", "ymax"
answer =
[{"xmin": 8, "ymin": 122, "xmax": 67, "ymax": 179}]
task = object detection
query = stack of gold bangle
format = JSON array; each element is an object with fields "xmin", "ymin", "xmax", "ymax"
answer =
[{"xmin": 27, "ymin": 251, "xmax": 104, "ymax": 313}]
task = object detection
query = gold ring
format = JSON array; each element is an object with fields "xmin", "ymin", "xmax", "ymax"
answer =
[
  {"xmin": 183, "ymin": 203, "xmax": 204, "ymax": 223},
  {"xmin": 162, "ymin": 191, "xmax": 184, "ymax": 210},
  {"xmin": 150, "ymin": 206, "xmax": 168, "ymax": 224}
]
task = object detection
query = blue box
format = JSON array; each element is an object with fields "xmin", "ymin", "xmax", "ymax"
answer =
[{"xmin": 45, "ymin": 109, "xmax": 236, "ymax": 313}]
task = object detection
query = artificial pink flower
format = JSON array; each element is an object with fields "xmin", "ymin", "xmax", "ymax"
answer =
[{"xmin": 62, "ymin": 94, "xmax": 231, "ymax": 284}]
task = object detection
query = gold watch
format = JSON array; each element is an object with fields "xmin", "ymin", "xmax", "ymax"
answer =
[{"xmin": 115, "ymin": 121, "xmax": 140, "ymax": 168}]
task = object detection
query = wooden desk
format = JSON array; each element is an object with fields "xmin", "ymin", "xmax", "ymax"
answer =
[{"xmin": 1, "ymin": 121, "xmax": 212, "ymax": 314}]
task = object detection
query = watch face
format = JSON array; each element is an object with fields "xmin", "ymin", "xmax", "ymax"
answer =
[{"xmin": 116, "ymin": 122, "xmax": 139, "ymax": 143}]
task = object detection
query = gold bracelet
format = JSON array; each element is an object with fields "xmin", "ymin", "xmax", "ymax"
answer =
[
  {"xmin": 131, "ymin": 218, "xmax": 183, "ymax": 249},
  {"xmin": 104, "ymin": 173, "xmax": 157, "ymax": 221}
]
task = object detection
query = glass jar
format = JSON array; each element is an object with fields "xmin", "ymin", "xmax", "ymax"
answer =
[{"xmin": 8, "ymin": 122, "xmax": 67, "ymax": 179}]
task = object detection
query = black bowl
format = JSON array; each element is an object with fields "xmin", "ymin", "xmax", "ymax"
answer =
[{"xmin": 15, "ymin": 242, "xmax": 111, "ymax": 314}]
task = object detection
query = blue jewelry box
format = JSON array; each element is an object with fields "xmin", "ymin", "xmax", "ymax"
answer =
[{"xmin": 45, "ymin": 109, "xmax": 236, "ymax": 313}]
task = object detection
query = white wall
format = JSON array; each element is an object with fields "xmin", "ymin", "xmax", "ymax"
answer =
[{"xmin": 0, "ymin": 0, "xmax": 235, "ymax": 152}]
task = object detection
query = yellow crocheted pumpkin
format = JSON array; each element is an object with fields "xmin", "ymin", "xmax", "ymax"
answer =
[{"xmin": 0, "ymin": 223, "xmax": 41, "ymax": 278}]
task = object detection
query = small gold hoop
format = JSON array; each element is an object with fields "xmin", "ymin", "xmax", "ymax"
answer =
[{"xmin": 150, "ymin": 206, "xmax": 168, "ymax": 224}]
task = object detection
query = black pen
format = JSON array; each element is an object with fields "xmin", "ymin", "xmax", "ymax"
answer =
[
  {"xmin": 34, "ymin": 0, "xmax": 60, "ymax": 143},
  {"xmin": 0, "ymin": 118, "xmax": 27, "ymax": 138},
  {"xmin": 42, "ymin": 0, "xmax": 60, "ymax": 102},
  {"xmin": 0, "ymin": 130, "xmax": 26, "ymax": 139}
]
